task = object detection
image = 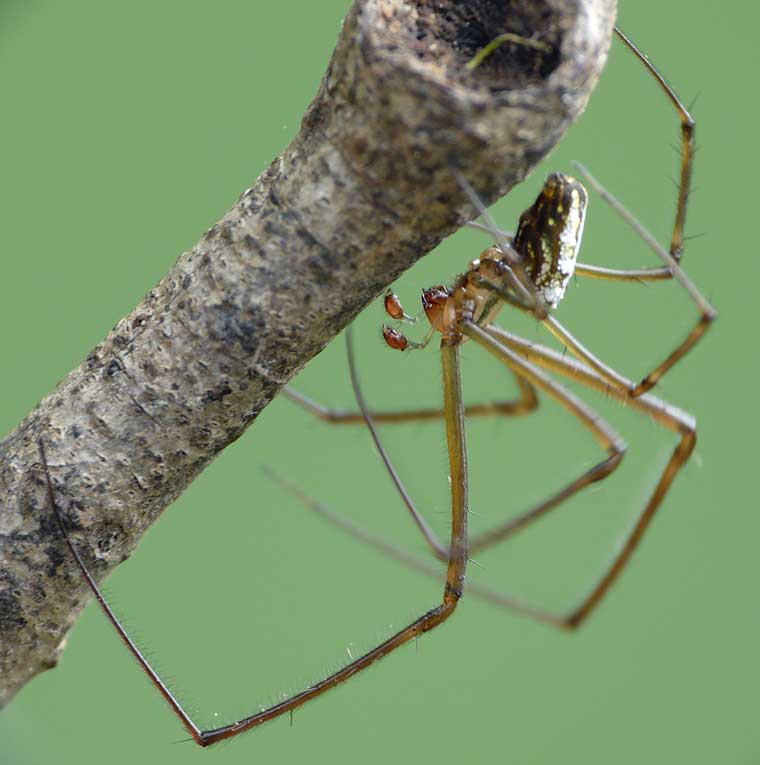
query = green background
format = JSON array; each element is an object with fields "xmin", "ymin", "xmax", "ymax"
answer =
[{"xmin": 1, "ymin": 1, "xmax": 756, "ymax": 763}]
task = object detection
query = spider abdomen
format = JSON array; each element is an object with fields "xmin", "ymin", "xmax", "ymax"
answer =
[{"xmin": 513, "ymin": 172, "xmax": 588, "ymax": 307}]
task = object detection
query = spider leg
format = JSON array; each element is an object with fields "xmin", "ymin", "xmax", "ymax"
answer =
[
  {"xmin": 572, "ymin": 162, "xmax": 715, "ymax": 397},
  {"xmin": 37, "ymin": 441, "xmax": 205, "ymax": 745},
  {"xmin": 282, "ymin": 317, "xmax": 629, "ymax": 579},
  {"xmin": 455, "ymin": 171, "xmax": 549, "ymax": 319},
  {"xmin": 330, "ymin": 320, "xmax": 625, "ymax": 562},
  {"xmin": 285, "ymin": 329, "xmax": 536, "ymax": 559},
  {"xmin": 567, "ymin": 28, "xmax": 714, "ymax": 393},
  {"xmin": 340, "ymin": 331, "xmax": 450, "ymax": 558},
  {"xmin": 614, "ymin": 26, "xmax": 693, "ymax": 262},
  {"xmin": 457, "ymin": 170, "xmax": 655, "ymax": 397},
  {"xmin": 574, "ymin": 263, "xmax": 672, "ymax": 281},
  {"xmin": 469, "ymin": 274, "xmax": 646, "ymax": 395},
  {"xmin": 464, "ymin": 221, "xmax": 514, "ymax": 240},
  {"xmin": 479, "ymin": 274, "xmax": 712, "ymax": 401},
  {"xmin": 37, "ymin": 345, "xmax": 469, "ymax": 746},
  {"xmin": 284, "ymin": 379, "xmax": 536, "ymax": 422},
  {"xmin": 574, "ymin": 26, "xmax": 696, "ymax": 282},
  {"xmin": 479, "ymin": 324, "xmax": 697, "ymax": 628},
  {"xmin": 458, "ymin": 321, "xmax": 626, "ymax": 555},
  {"xmin": 283, "ymin": 330, "xmax": 537, "ymax": 424},
  {"xmin": 266, "ymin": 467, "xmax": 564, "ymax": 628},
  {"xmin": 276, "ymin": 325, "xmax": 696, "ymax": 632},
  {"xmin": 464, "ymin": 29, "xmax": 714, "ymax": 397}
]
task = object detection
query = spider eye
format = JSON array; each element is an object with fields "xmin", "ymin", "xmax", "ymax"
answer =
[{"xmin": 513, "ymin": 173, "xmax": 588, "ymax": 307}]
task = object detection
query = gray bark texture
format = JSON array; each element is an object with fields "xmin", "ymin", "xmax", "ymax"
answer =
[{"xmin": 0, "ymin": 0, "xmax": 616, "ymax": 705}]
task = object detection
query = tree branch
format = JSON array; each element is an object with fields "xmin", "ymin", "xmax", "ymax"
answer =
[{"xmin": 0, "ymin": 0, "xmax": 616, "ymax": 705}]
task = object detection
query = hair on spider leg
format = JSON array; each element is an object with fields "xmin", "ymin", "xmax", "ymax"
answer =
[
  {"xmin": 687, "ymin": 99, "xmax": 702, "ymax": 125},
  {"xmin": 464, "ymin": 220, "xmax": 514, "ymax": 240}
]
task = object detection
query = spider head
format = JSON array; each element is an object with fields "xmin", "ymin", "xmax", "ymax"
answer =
[
  {"xmin": 512, "ymin": 172, "xmax": 588, "ymax": 307},
  {"xmin": 421, "ymin": 286, "xmax": 451, "ymax": 332}
]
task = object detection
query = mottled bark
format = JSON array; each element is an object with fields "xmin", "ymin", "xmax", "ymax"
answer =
[{"xmin": 0, "ymin": 0, "xmax": 616, "ymax": 705}]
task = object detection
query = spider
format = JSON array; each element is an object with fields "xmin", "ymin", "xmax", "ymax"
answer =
[
  {"xmin": 281, "ymin": 27, "xmax": 714, "ymax": 623},
  {"xmin": 38, "ymin": 27, "xmax": 714, "ymax": 747}
]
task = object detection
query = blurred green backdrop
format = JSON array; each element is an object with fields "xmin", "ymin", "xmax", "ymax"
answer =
[{"xmin": 1, "ymin": 1, "xmax": 756, "ymax": 763}]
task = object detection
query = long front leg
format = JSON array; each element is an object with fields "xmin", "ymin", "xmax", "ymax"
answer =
[{"xmin": 37, "ymin": 345, "xmax": 470, "ymax": 747}]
